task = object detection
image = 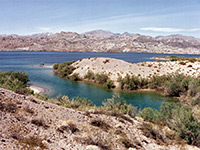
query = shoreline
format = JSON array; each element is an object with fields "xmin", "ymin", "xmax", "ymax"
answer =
[
  {"xmin": 41, "ymin": 65, "xmax": 53, "ymax": 68},
  {"xmin": 29, "ymin": 85, "xmax": 45, "ymax": 95}
]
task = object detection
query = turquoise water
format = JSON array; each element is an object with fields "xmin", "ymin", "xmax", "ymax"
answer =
[{"xmin": 1, "ymin": 51, "xmax": 200, "ymax": 109}]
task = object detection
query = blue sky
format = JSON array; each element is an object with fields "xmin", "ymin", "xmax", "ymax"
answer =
[{"xmin": 0, "ymin": 0, "xmax": 200, "ymax": 37}]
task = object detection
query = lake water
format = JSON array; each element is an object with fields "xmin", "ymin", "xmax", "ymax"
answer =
[{"xmin": 1, "ymin": 51, "xmax": 200, "ymax": 109}]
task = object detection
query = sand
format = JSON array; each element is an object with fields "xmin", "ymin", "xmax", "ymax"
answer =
[
  {"xmin": 71, "ymin": 57, "xmax": 200, "ymax": 82},
  {"xmin": 29, "ymin": 85, "xmax": 45, "ymax": 94}
]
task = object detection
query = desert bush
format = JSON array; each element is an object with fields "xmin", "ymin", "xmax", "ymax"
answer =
[
  {"xmin": 140, "ymin": 102, "xmax": 200, "ymax": 147},
  {"xmin": 104, "ymin": 80, "xmax": 115, "ymax": 89},
  {"xmin": 139, "ymin": 107, "xmax": 164, "ymax": 124},
  {"xmin": 53, "ymin": 61, "xmax": 75, "ymax": 78},
  {"xmin": 140, "ymin": 123, "xmax": 171, "ymax": 145},
  {"xmin": 179, "ymin": 61, "xmax": 186, "ymax": 65},
  {"xmin": 149, "ymin": 75, "xmax": 167, "ymax": 89},
  {"xmin": 84, "ymin": 70, "xmax": 95, "ymax": 80},
  {"xmin": 90, "ymin": 119, "xmax": 111, "ymax": 132},
  {"xmin": 118, "ymin": 74, "xmax": 145, "ymax": 90},
  {"xmin": 188, "ymin": 58, "xmax": 197, "ymax": 63},
  {"xmin": 69, "ymin": 73, "xmax": 81, "ymax": 81},
  {"xmin": 95, "ymin": 73, "xmax": 108, "ymax": 84},
  {"xmin": 31, "ymin": 118, "xmax": 49, "ymax": 129},
  {"xmin": 167, "ymin": 105, "xmax": 200, "ymax": 146},
  {"xmin": 188, "ymin": 79, "xmax": 200, "ymax": 96},
  {"xmin": 68, "ymin": 97, "xmax": 93, "ymax": 109},
  {"xmin": 103, "ymin": 96, "xmax": 137, "ymax": 118},
  {"xmin": 192, "ymin": 94, "xmax": 200, "ymax": 106},
  {"xmin": 58, "ymin": 120, "xmax": 79, "ymax": 134},
  {"xmin": 0, "ymin": 71, "xmax": 29, "ymax": 93},
  {"xmin": 164, "ymin": 81, "xmax": 182, "ymax": 96}
]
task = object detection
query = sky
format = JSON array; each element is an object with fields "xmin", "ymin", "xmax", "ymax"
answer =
[{"xmin": 0, "ymin": 0, "xmax": 200, "ymax": 37}]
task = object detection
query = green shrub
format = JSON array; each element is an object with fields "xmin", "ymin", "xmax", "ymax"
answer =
[
  {"xmin": 0, "ymin": 71, "xmax": 29, "ymax": 93},
  {"xmin": 139, "ymin": 107, "xmax": 164, "ymax": 124},
  {"xmin": 84, "ymin": 70, "xmax": 95, "ymax": 80},
  {"xmin": 69, "ymin": 73, "xmax": 80, "ymax": 81},
  {"xmin": 53, "ymin": 61, "xmax": 75, "ymax": 78},
  {"xmin": 149, "ymin": 75, "xmax": 167, "ymax": 89},
  {"xmin": 118, "ymin": 75, "xmax": 146, "ymax": 90},
  {"xmin": 192, "ymin": 95, "xmax": 200, "ymax": 106},
  {"xmin": 140, "ymin": 102, "xmax": 200, "ymax": 147},
  {"xmin": 168, "ymin": 105, "xmax": 200, "ymax": 146},
  {"xmin": 188, "ymin": 79, "xmax": 200, "ymax": 96},
  {"xmin": 102, "ymin": 96, "xmax": 137, "ymax": 118},
  {"xmin": 104, "ymin": 80, "xmax": 115, "ymax": 89},
  {"xmin": 95, "ymin": 73, "xmax": 108, "ymax": 84},
  {"xmin": 164, "ymin": 81, "xmax": 182, "ymax": 96}
]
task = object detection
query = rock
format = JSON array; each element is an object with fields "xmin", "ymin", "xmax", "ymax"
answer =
[
  {"xmin": 86, "ymin": 145, "xmax": 101, "ymax": 150},
  {"xmin": 128, "ymin": 148, "xmax": 137, "ymax": 150}
]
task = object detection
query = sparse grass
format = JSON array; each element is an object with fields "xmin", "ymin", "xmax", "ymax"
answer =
[
  {"xmin": 31, "ymin": 118, "xmax": 49, "ymax": 129},
  {"xmin": 57, "ymin": 120, "xmax": 79, "ymax": 134},
  {"xmin": 0, "ymin": 102, "xmax": 17, "ymax": 113},
  {"xmin": 90, "ymin": 119, "xmax": 111, "ymax": 132}
]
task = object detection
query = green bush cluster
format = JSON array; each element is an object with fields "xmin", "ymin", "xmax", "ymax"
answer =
[
  {"xmin": 53, "ymin": 61, "xmax": 75, "ymax": 78},
  {"xmin": 117, "ymin": 74, "xmax": 148, "ymax": 90},
  {"xmin": 140, "ymin": 102, "xmax": 200, "ymax": 147},
  {"xmin": 84, "ymin": 70, "xmax": 114, "ymax": 89},
  {"xmin": 0, "ymin": 71, "xmax": 32, "ymax": 94},
  {"xmin": 118, "ymin": 72, "xmax": 200, "ymax": 98},
  {"xmin": 155, "ymin": 56, "xmax": 200, "ymax": 62},
  {"xmin": 84, "ymin": 70, "xmax": 95, "ymax": 80},
  {"xmin": 102, "ymin": 96, "xmax": 137, "ymax": 118}
]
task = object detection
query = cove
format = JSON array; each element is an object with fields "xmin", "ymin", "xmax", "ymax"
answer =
[{"xmin": 1, "ymin": 51, "xmax": 200, "ymax": 109}]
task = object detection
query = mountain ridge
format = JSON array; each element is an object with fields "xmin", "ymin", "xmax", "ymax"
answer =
[{"xmin": 0, "ymin": 30, "xmax": 200, "ymax": 54}]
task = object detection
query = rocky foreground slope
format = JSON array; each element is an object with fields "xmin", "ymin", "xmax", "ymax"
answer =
[
  {"xmin": 0, "ymin": 88, "xmax": 199, "ymax": 150},
  {"xmin": 1, "ymin": 30, "xmax": 200, "ymax": 54}
]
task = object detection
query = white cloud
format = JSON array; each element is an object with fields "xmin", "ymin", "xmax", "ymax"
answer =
[{"xmin": 140, "ymin": 27, "xmax": 200, "ymax": 32}]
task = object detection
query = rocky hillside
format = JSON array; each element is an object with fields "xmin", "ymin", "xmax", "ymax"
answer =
[
  {"xmin": 1, "ymin": 88, "xmax": 199, "ymax": 150},
  {"xmin": 1, "ymin": 30, "xmax": 200, "ymax": 54}
]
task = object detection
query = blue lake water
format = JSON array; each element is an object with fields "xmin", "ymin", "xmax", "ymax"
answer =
[{"xmin": 1, "ymin": 51, "xmax": 200, "ymax": 109}]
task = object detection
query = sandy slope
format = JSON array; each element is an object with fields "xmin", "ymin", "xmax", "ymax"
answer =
[{"xmin": 72, "ymin": 57, "xmax": 200, "ymax": 82}]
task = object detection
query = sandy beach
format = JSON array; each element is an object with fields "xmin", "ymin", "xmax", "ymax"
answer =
[
  {"xmin": 42, "ymin": 65, "xmax": 53, "ymax": 68},
  {"xmin": 29, "ymin": 85, "xmax": 45, "ymax": 94}
]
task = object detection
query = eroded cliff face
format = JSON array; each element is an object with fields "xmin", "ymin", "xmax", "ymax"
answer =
[
  {"xmin": 0, "ymin": 88, "xmax": 199, "ymax": 150},
  {"xmin": 1, "ymin": 30, "xmax": 200, "ymax": 54}
]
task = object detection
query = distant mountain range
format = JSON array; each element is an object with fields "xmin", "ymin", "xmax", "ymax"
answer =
[{"xmin": 0, "ymin": 30, "xmax": 200, "ymax": 54}]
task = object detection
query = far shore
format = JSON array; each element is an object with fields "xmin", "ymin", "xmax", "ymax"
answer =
[{"xmin": 41, "ymin": 65, "xmax": 53, "ymax": 68}]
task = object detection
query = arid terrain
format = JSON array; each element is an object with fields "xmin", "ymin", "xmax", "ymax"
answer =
[
  {"xmin": 1, "ymin": 88, "xmax": 199, "ymax": 150},
  {"xmin": 1, "ymin": 30, "xmax": 200, "ymax": 54},
  {"xmin": 71, "ymin": 57, "xmax": 200, "ymax": 87}
]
